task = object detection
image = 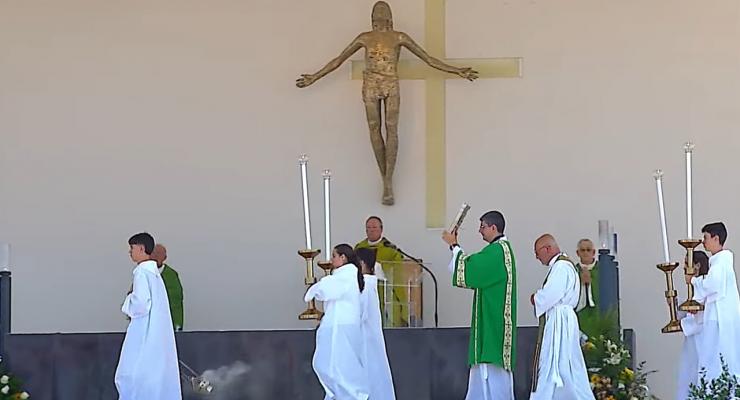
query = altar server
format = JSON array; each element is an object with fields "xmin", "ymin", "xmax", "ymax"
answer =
[
  {"xmin": 356, "ymin": 247, "xmax": 396, "ymax": 400},
  {"xmin": 114, "ymin": 232, "xmax": 182, "ymax": 400},
  {"xmin": 305, "ymin": 244, "xmax": 369, "ymax": 400}
]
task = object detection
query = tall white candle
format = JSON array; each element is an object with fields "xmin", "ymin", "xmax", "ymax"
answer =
[
  {"xmin": 322, "ymin": 169, "xmax": 332, "ymax": 261},
  {"xmin": 299, "ymin": 155, "xmax": 312, "ymax": 249},
  {"xmin": 654, "ymin": 170, "xmax": 671, "ymax": 263},
  {"xmin": 685, "ymin": 142, "xmax": 694, "ymax": 238}
]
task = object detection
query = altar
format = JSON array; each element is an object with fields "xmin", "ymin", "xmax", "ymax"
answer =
[{"xmin": 5, "ymin": 327, "xmax": 635, "ymax": 400}]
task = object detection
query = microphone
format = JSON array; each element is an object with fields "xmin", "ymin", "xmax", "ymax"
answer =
[{"xmin": 382, "ymin": 238, "xmax": 440, "ymax": 328}]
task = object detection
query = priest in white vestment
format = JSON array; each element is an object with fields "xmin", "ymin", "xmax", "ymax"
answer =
[
  {"xmin": 530, "ymin": 234, "xmax": 594, "ymax": 400},
  {"xmin": 115, "ymin": 232, "xmax": 182, "ymax": 400},
  {"xmin": 305, "ymin": 244, "xmax": 369, "ymax": 400},
  {"xmin": 356, "ymin": 248, "xmax": 396, "ymax": 400},
  {"xmin": 690, "ymin": 222, "xmax": 740, "ymax": 380}
]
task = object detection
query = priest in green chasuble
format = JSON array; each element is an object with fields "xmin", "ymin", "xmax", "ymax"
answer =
[
  {"xmin": 151, "ymin": 244, "xmax": 184, "ymax": 331},
  {"xmin": 574, "ymin": 239, "xmax": 601, "ymax": 339},
  {"xmin": 355, "ymin": 216, "xmax": 407, "ymax": 326},
  {"xmin": 442, "ymin": 210, "xmax": 517, "ymax": 400}
]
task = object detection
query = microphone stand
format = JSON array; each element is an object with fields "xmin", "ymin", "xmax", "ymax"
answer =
[{"xmin": 385, "ymin": 241, "xmax": 439, "ymax": 328}]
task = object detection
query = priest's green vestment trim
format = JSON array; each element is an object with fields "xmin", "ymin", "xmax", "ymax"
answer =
[{"xmin": 452, "ymin": 238, "xmax": 517, "ymax": 370}]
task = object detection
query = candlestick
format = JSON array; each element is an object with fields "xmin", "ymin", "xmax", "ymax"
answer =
[
  {"xmin": 678, "ymin": 238, "xmax": 704, "ymax": 313},
  {"xmin": 298, "ymin": 249, "xmax": 322, "ymax": 320},
  {"xmin": 299, "ymin": 154, "xmax": 312, "ymax": 249},
  {"xmin": 685, "ymin": 142, "xmax": 694, "ymax": 238},
  {"xmin": 653, "ymin": 170, "xmax": 671, "ymax": 263},
  {"xmin": 322, "ymin": 169, "xmax": 332, "ymax": 261},
  {"xmin": 656, "ymin": 262, "xmax": 682, "ymax": 334}
]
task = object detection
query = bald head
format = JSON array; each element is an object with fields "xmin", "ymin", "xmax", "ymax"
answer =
[
  {"xmin": 151, "ymin": 244, "xmax": 167, "ymax": 266},
  {"xmin": 534, "ymin": 234, "xmax": 561, "ymax": 266}
]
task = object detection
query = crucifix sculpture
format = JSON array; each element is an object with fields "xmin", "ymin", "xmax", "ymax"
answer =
[{"xmin": 296, "ymin": 1, "xmax": 478, "ymax": 206}]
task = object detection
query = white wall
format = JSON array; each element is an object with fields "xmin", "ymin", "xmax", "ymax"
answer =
[{"xmin": 2, "ymin": 0, "xmax": 740, "ymax": 397}]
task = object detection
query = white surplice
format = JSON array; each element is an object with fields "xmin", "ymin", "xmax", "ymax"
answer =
[
  {"xmin": 115, "ymin": 260, "xmax": 182, "ymax": 400},
  {"xmin": 676, "ymin": 311, "xmax": 703, "ymax": 400},
  {"xmin": 305, "ymin": 263, "xmax": 369, "ymax": 400},
  {"xmin": 691, "ymin": 249, "xmax": 740, "ymax": 379},
  {"xmin": 360, "ymin": 274, "xmax": 396, "ymax": 400},
  {"xmin": 531, "ymin": 254, "xmax": 594, "ymax": 400}
]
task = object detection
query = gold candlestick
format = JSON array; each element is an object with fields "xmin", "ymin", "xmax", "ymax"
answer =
[
  {"xmin": 317, "ymin": 261, "xmax": 334, "ymax": 276},
  {"xmin": 678, "ymin": 239, "xmax": 704, "ymax": 313},
  {"xmin": 298, "ymin": 249, "xmax": 323, "ymax": 320},
  {"xmin": 656, "ymin": 262, "xmax": 682, "ymax": 333}
]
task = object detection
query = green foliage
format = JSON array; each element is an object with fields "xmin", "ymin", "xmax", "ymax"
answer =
[{"xmin": 687, "ymin": 356, "xmax": 740, "ymax": 400}]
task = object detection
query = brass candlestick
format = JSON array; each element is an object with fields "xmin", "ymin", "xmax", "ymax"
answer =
[
  {"xmin": 678, "ymin": 239, "xmax": 704, "ymax": 313},
  {"xmin": 317, "ymin": 261, "xmax": 334, "ymax": 276},
  {"xmin": 298, "ymin": 249, "xmax": 323, "ymax": 320},
  {"xmin": 657, "ymin": 262, "xmax": 682, "ymax": 333}
]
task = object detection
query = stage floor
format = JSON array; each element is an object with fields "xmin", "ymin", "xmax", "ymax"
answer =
[{"xmin": 5, "ymin": 327, "xmax": 634, "ymax": 399}]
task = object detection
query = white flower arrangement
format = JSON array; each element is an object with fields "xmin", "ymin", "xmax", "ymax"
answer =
[{"xmin": 0, "ymin": 358, "xmax": 31, "ymax": 399}]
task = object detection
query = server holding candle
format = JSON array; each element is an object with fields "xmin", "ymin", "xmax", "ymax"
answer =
[
  {"xmin": 686, "ymin": 222, "xmax": 740, "ymax": 383},
  {"xmin": 652, "ymin": 144, "xmax": 740, "ymax": 393}
]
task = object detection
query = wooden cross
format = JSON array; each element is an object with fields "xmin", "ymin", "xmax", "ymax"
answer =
[{"xmin": 351, "ymin": 0, "xmax": 522, "ymax": 228}]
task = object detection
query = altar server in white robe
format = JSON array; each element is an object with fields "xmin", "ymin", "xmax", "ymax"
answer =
[
  {"xmin": 305, "ymin": 244, "xmax": 369, "ymax": 400},
  {"xmin": 689, "ymin": 222, "xmax": 740, "ymax": 380},
  {"xmin": 356, "ymin": 248, "xmax": 396, "ymax": 400},
  {"xmin": 115, "ymin": 232, "xmax": 182, "ymax": 400},
  {"xmin": 676, "ymin": 251, "xmax": 709, "ymax": 400},
  {"xmin": 530, "ymin": 234, "xmax": 594, "ymax": 400}
]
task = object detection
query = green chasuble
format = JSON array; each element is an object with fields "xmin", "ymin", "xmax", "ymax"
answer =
[
  {"xmin": 452, "ymin": 238, "xmax": 517, "ymax": 370},
  {"xmin": 355, "ymin": 238, "xmax": 406, "ymax": 326},
  {"xmin": 575, "ymin": 261, "xmax": 600, "ymax": 338},
  {"xmin": 160, "ymin": 264, "xmax": 184, "ymax": 330}
]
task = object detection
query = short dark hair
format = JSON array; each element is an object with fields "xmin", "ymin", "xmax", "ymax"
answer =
[
  {"xmin": 355, "ymin": 248, "xmax": 377, "ymax": 275},
  {"xmin": 693, "ymin": 251, "xmax": 710, "ymax": 276},
  {"xmin": 366, "ymin": 216, "xmax": 383, "ymax": 228},
  {"xmin": 480, "ymin": 211, "xmax": 506, "ymax": 233},
  {"xmin": 702, "ymin": 222, "xmax": 727, "ymax": 245},
  {"xmin": 128, "ymin": 232, "xmax": 155, "ymax": 255}
]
